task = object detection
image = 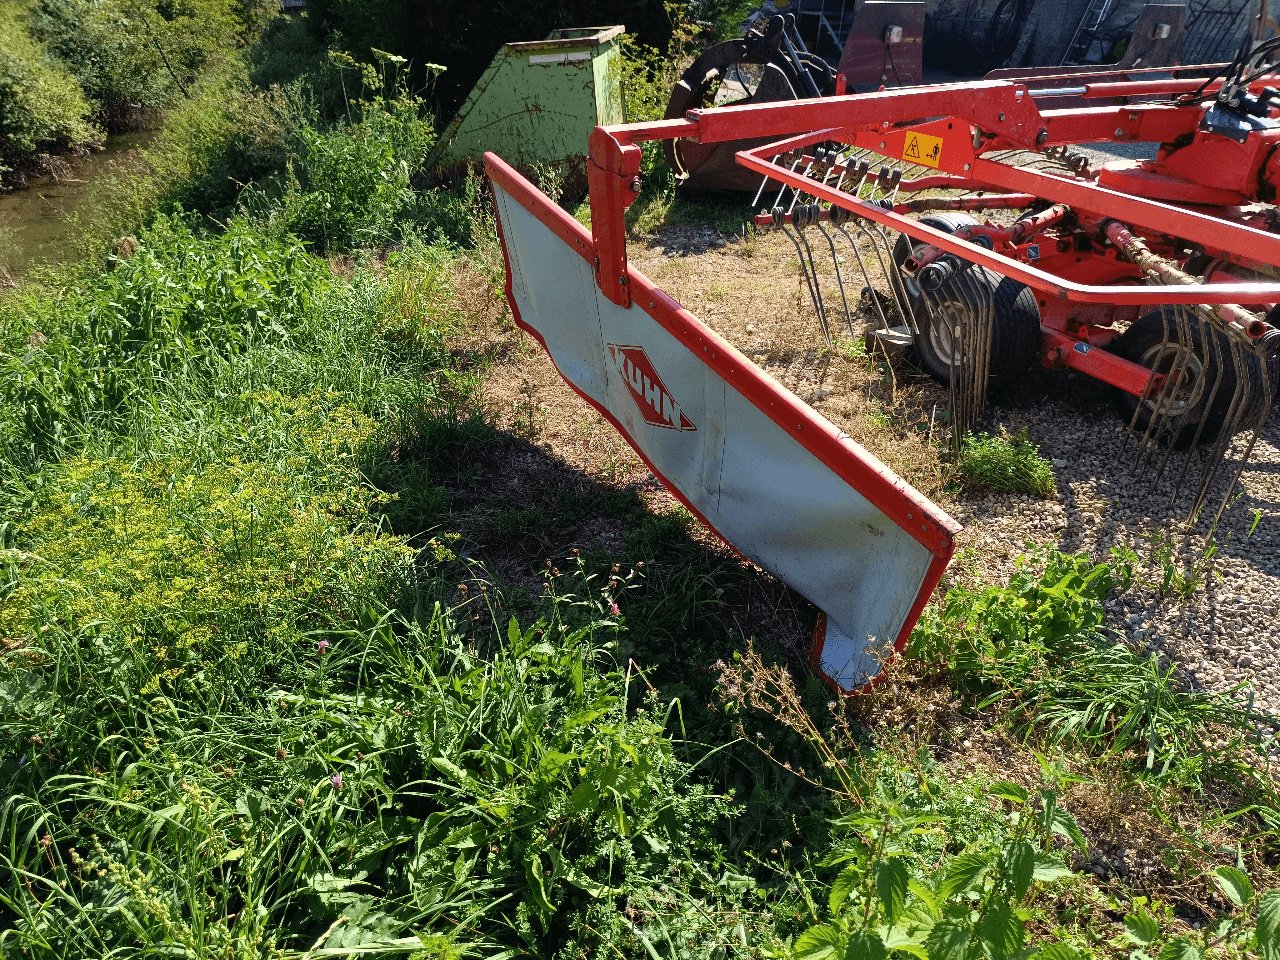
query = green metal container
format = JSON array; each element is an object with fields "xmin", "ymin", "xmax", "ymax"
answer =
[{"xmin": 432, "ymin": 25, "xmax": 624, "ymax": 176}]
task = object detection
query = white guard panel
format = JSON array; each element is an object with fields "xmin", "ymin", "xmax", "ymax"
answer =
[{"xmin": 492, "ymin": 180, "xmax": 952, "ymax": 689}]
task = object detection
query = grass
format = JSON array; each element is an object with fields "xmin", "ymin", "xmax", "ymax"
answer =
[
  {"xmin": 956, "ymin": 428, "xmax": 1057, "ymax": 498},
  {"xmin": 2, "ymin": 11, "xmax": 1280, "ymax": 960},
  {"xmin": 908, "ymin": 549, "xmax": 1272, "ymax": 782}
]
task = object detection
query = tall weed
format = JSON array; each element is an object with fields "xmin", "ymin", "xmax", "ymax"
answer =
[
  {"xmin": 908, "ymin": 550, "xmax": 1268, "ymax": 780},
  {"xmin": 269, "ymin": 93, "xmax": 435, "ymax": 252},
  {"xmin": 2, "ymin": 214, "xmax": 325, "ymax": 467}
]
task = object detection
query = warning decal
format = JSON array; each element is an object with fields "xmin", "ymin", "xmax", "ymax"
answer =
[{"xmin": 903, "ymin": 131, "xmax": 943, "ymax": 168}]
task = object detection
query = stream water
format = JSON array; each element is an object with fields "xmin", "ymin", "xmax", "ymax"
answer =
[{"xmin": 0, "ymin": 130, "xmax": 156, "ymax": 277}]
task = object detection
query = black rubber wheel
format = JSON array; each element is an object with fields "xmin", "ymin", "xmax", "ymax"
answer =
[
  {"xmin": 1111, "ymin": 309, "xmax": 1270, "ymax": 449},
  {"xmin": 891, "ymin": 215, "xmax": 1042, "ymax": 390}
]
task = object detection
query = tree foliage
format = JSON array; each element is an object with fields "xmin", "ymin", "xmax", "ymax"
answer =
[{"xmin": 0, "ymin": 5, "xmax": 98, "ymax": 176}]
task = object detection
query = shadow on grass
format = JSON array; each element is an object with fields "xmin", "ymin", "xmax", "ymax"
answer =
[{"xmin": 361, "ymin": 405, "xmax": 842, "ymax": 857}]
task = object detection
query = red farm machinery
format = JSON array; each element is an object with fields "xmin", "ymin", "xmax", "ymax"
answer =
[{"xmin": 484, "ymin": 41, "xmax": 1280, "ymax": 693}]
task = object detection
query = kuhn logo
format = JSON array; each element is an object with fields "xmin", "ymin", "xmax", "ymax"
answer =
[{"xmin": 607, "ymin": 344, "xmax": 696, "ymax": 432}]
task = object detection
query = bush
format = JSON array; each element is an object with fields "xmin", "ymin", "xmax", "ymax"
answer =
[
  {"xmin": 0, "ymin": 14, "xmax": 98, "ymax": 180},
  {"xmin": 29, "ymin": 0, "xmax": 243, "ymax": 123},
  {"xmin": 275, "ymin": 94, "xmax": 434, "ymax": 251}
]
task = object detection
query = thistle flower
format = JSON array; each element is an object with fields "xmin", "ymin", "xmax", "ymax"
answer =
[
  {"xmin": 608, "ymin": 600, "xmax": 620, "ymax": 617},
  {"xmin": 330, "ymin": 772, "xmax": 343, "ymax": 791},
  {"xmin": 317, "ymin": 639, "xmax": 329, "ymax": 655}
]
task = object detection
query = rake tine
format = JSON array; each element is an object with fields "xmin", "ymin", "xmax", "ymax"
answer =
[
  {"xmin": 864, "ymin": 221, "xmax": 913, "ymax": 330},
  {"xmin": 1194, "ymin": 332, "xmax": 1259, "ymax": 521},
  {"xmin": 787, "ymin": 157, "xmax": 817, "ymax": 214},
  {"xmin": 814, "ymin": 217, "xmax": 854, "ymax": 340},
  {"xmin": 1160, "ymin": 305, "xmax": 1206, "ymax": 493},
  {"xmin": 880, "ymin": 226, "xmax": 928, "ymax": 339},
  {"xmin": 832, "ymin": 215, "xmax": 891, "ymax": 337},
  {"xmin": 779, "ymin": 207, "xmax": 832, "ymax": 344},
  {"xmin": 1173, "ymin": 309, "xmax": 1231, "ymax": 509},
  {"xmin": 1123, "ymin": 310, "xmax": 1170, "ymax": 474},
  {"xmin": 1207, "ymin": 362, "xmax": 1268, "ymax": 531},
  {"xmin": 1138, "ymin": 306, "xmax": 1196, "ymax": 489},
  {"xmin": 772, "ymin": 153, "xmax": 803, "ymax": 211},
  {"xmin": 751, "ymin": 158, "xmax": 778, "ymax": 211}
]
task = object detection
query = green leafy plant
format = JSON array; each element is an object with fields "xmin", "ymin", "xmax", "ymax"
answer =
[
  {"xmin": 270, "ymin": 81, "xmax": 436, "ymax": 252},
  {"xmin": 2, "ymin": 213, "xmax": 324, "ymax": 465},
  {"xmin": 955, "ymin": 428, "xmax": 1056, "ymax": 498},
  {"xmin": 1119, "ymin": 868, "xmax": 1279, "ymax": 960},
  {"xmin": 790, "ymin": 781, "xmax": 1087, "ymax": 960},
  {"xmin": 1149, "ymin": 533, "xmax": 1217, "ymax": 599},
  {"xmin": 909, "ymin": 550, "xmax": 1267, "ymax": 780}
]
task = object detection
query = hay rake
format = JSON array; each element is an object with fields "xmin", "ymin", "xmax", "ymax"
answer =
[
  {"xmin": 583, "ymin": 44, "xmax": 1280, "ymax": 523},
  {"xmin": 483, "ymin": 43, "xmax": 1280, "ymax": 692}
]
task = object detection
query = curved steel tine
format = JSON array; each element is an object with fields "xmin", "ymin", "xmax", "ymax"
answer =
[
  {"xmin": 970, "ymin": 261, "xmax": 995, "ymax": 439},
  {"xmin": 1208, "ymin": 337, "xmax": 1271, "ymax": 530},
  {"xmin": 833, "ymin": 217, "xmax": 892, "ymax": 337},
  {"xmin": 1123, "ymin": 308, "xmax": 1170, "ymax": 468},
  {"xmin": 815, "ymin": 219, "xmax": 853, "ymax": 339},
  {"xmin": 1144, "ymin": 305, "xmax": 1198, "ymax": 491},
  {"xmin": 788, "ymin": 156, "xmax": 817, "ymax": 214},
  {"xmin": 923, "ymin": 255, "xmax": 992, "ymax": 447},
  {"xmin": 849, "ymin": 215, "xmax": 924, "ymax": 339},
  {"xmin": 975, "ymin": 262, "xmax": 996, "ymax": 438},
  {"xmin": 864, "ymin": 222, "xmax": 915, "ymax": 330},
  {"xmin": 1203, "ymin": 343, "xmax": 1255, "ymax": 528},
  {"xmin": 878, "ymin": 226, "xmax": 927, "ymax": 337},
  {"xmin": 1157, "ymin": 305, "xmax": 1203, "ymax": 491},
  {"xmin": 752, "ymin": 157, "xmax": 779, "ymax": 211},
  {"xmin": 782, "ymin": 211, "xmax": 831, "ymax": 344},
  {"xmin": 773, "ymin": 153, "xmax": 803, "ymax": 211},
  {"xmin": 1197, "ymin": 329, "xmax": 1261, "ymax": 522},
  {"xmin": 1174, "ymin": 307, "xmax": 1231, "ymax": 510},
  {"xmin": 917, "ymin": 284, "xmax": 949, "ymax": 442},
  {"xmin": 808, "ymin": 160, "xmax": 855, "ymax": 338}
]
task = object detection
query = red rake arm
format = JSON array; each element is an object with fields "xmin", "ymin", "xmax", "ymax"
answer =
[{"xmin": 588, "ymin": 77, "xmax": 1280, "ymax": 308}]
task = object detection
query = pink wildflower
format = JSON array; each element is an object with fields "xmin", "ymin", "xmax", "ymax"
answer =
[
  {"xmin": 608, "ymin": 600, "xmax": 620, "ymax": 617},
  {"xmin": 331, "ymin": 772, "xmax": 343, "ymax": 791},
  {"xmin": 317, "ymin": 639, "xmax": 329, "ymax": 655}
]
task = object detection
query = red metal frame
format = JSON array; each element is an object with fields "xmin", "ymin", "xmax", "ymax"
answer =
[{"xmin": 580, "ymin": 72, "xmax": 1280, "ymax": 400}]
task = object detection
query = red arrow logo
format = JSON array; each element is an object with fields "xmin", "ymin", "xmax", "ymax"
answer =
[{"xmin": 607, "ymin": 344, "xmax": 696, "ymax": 431}]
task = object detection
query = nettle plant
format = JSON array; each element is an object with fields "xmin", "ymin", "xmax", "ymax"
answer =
[
  {"xmin": 1120, "ymin": 868, "xmax": 1279, "ymax": 960},
  {"xmin": 788, "ymin": 781, "xmax": 1086, "ymax": 960}
]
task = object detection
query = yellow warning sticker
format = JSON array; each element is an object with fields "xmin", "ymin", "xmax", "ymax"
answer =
[{"xmin": 903, "ymin": 131, "xmax": 943, "ymax": 168}]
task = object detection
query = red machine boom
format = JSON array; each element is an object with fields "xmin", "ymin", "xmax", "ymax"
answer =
[{"xmin": 584, "ymin": 49, "xmax": 1280, "ymax": 518}]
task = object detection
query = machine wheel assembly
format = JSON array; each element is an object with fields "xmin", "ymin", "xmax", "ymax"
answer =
[
  {"xmin": 662, "ymin": 15, "xmax": 835, "ymax": 193},
  {"xmin": 1111, "ymin": 310, "xmax": 1270, "ymax": 448},
  {"xmin": 892, "ymin": 214, "xmax": 1041, "ymax": 390}
]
